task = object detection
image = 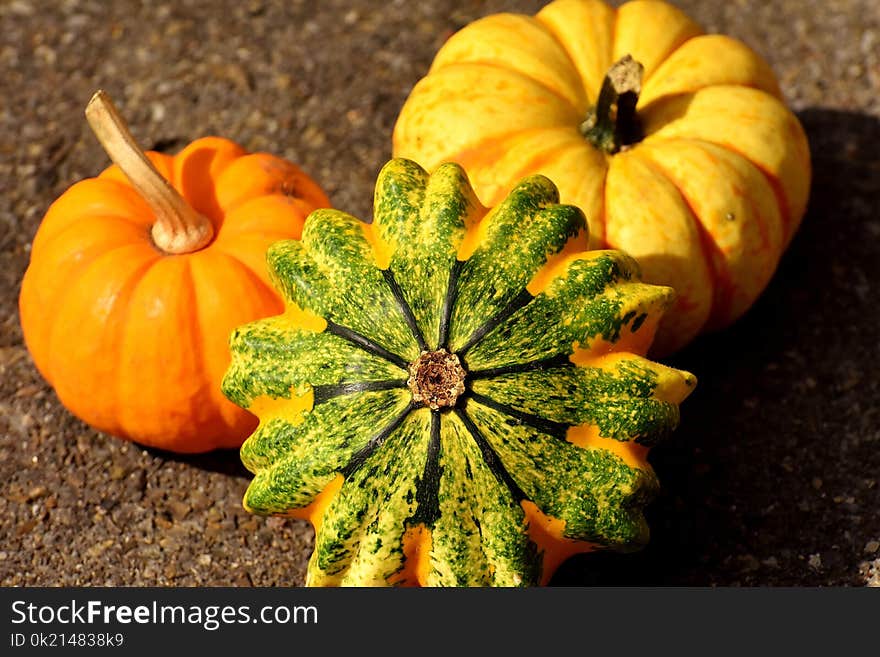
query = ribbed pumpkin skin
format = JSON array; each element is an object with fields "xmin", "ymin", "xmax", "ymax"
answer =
[
  {"xmin": 223, "ymin": 158, "xmax": 695, "ymax": 586},
  {"xmin": 392, "ymin": 0, "xmax": 811, "ymax": 356},
  {"xmin": 19, "ymin": 137, "xmax": 330, "ymax": 453}
]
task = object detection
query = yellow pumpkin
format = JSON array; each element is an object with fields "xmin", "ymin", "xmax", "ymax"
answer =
[{"xmin": 393, "ymin": 0, "xmax": 811, "ymax": 355}]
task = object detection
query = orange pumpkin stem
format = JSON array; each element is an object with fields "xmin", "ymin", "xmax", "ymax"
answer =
[
  {"xmin": 580, "ymin": 55, "xmax": 644, "ymax": 154},
  {"xmin": 84, "ymin": 90, "xmax": 214, "ymax": 254}
]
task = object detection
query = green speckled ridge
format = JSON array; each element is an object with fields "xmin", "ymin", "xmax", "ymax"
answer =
[
  {"xmin": 308, "ymin": 410, "xmax": 432, "ymax": 586},
  {"xmin": 465, "ymin": 252, "xmax": 673, "ymax": 370},
  {"xmin": 466, "ymin": 399, "xmax": 655, "ymax": 547},
  {"xmin": 469, "ymin": 358, "xmax": 681, "ymax": 445},
  {"xmin": 224, "ymin": 158, "xmax": 696, "ymax": 587},
  {"xmin": 222, "ymin": 314, "xmax": 406, "ymax": 411},
  {"xmin": 242, "ymin": 389, "xmax": 411, "ymax": 507},
  {"xmin": 267, "ymin": 210, "xmax": 420, "ymax": 361},
  {"xmin": 448, "ymin": 176, "xmax": 585, "ymax": 351},
  {"xmin": 426, "ymin": 411, "xmax": 538, "ymax": 587},
  {"xmin": 373, "ymin": 160, "xmax": 479, "ymax": 348}
]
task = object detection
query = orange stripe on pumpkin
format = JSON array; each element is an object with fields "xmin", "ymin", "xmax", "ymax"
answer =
[
  {"xmin": 521, "ymin": 500, "xmax": 597, "ymax": 586},
  {"xmin": 360, "ymin": 222, "xmax": 393, "ymax": 270},
  {"xmin": 565, "ymin": 424, "xmax": 650, "ymax": 470},
  {"xmin": 526, "ymin": 236, "xmax": 591, "ymax": 296},
  {"xmin": 281, "ymin": 302, "xmax": 327, "ymax": 333},
  {"xmin": 389, "ymin": 525, "xmax": 434, "ymax": 587},
  {"xmin": 247, "ymin": 384, "xmax": 315, "ymax": 424},
  {"xmin": 263, "ymin": 473, "xmax": 344, "ymax": 532}
]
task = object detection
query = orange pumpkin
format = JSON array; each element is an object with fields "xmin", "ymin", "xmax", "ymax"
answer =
[
  {"xmin": 393, "ymin": 0, "xmax": 811, "ymax": 355},
  {"xmin": 18, "ymin": 91, "xmax": 330, "ymax": 453}
]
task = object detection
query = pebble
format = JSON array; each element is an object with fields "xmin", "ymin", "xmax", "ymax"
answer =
[
  {"xmin": 167, "ymin": 499, "xmax": 191, "ymax": 521},
  {"xmin": 26, "ymin": 485, "xmax": 47, "ymax": 501}
]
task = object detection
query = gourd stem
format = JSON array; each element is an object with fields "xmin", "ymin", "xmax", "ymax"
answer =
[
  {"xmin": 580, "ymin": 55, "xmax": 644, "ymax": 154},
  {"xmin": 84, "ymin": 90, "xmax": 213, "ymax": 254}
]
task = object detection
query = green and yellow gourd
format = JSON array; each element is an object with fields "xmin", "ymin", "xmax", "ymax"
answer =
[{"xmin": 222, "ymin": 158, "xmax": 696, "ymax": 586}]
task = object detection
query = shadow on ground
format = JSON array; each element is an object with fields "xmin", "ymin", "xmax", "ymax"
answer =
[{"xmin": 145, "ymin": 445, "xmax": 252, "ymax": 479}]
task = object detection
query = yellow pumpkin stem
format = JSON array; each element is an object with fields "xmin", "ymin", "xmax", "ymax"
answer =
[
  {"xmin": 580, "ymin": 55, "xmax": 644, "ymax": 154},
  {"xmin": 84, "ymin": 89, "xmax": 214, "ymax": 254}
]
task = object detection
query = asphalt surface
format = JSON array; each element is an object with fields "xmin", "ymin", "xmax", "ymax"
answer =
[{"xmin": 1, "ymin": 0, "xmax": 878, "ymax": 586}]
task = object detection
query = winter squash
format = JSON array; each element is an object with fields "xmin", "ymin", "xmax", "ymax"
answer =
[
  {"xmin": 392, "ymin": 0, "xmax": 811, "ymax": 355},
  {"xmin": 18, "ymin": 91, "xmax": 330, "ymax": 453},
  {"xmin": 223, "ymin": 158, "xmax": 696, "ymax": 586},
  {"xmin": 225, "ymin": 159, "xmax": 696, "ymax": 586}
]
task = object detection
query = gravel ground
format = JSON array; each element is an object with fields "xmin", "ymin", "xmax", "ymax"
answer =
[{"xmin": 1, "ymin": 0, "xmax": 878, "ymax": 587}]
